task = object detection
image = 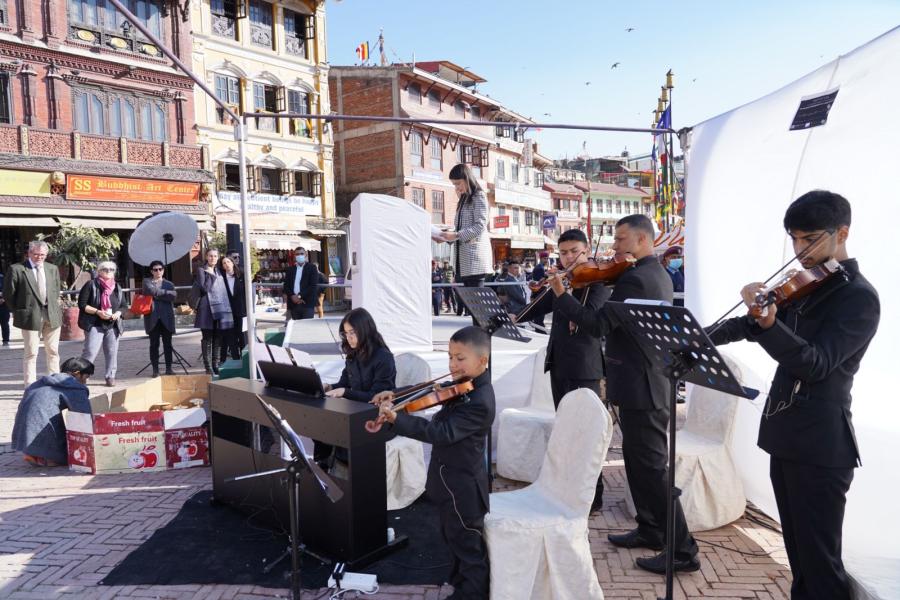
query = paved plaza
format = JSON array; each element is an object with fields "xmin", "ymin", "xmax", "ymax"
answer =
[{"xmin": 0, "ymin": 326, "xmax": 793, "ymax": 599}]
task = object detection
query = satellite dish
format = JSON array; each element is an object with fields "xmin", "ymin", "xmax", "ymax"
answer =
[{"xmin": 128, "ymin": 211, "xmax": 199, "ymax": 267}]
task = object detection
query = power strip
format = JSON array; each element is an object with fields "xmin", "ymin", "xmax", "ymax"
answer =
[{"xmin": 327, "ymin": 571, "xmax": 378, "ymax": 593}]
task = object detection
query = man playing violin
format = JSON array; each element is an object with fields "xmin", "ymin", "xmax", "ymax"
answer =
[
  {"xmin": 549, "ymin": 214, "xmax": 700, "ymax": 574},
  {"xmin": 708, "ymin": 190, "xmax": 880, "ymax": 600},
  {"xmin": 373, "ymin": 326, "xmax": 495, "ymax": 599},
  {"xmin": 514, "ymin": 228, "xmax": 611, "ymax": 509}
]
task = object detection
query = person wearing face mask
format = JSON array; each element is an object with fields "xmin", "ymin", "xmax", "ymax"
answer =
[
  {"xmin": 283, "ymin": 246, "xmax": 319, "ymax": 320},
  {"xmin": 662, "ymin": 246, "xmax": 684, "ymax": 307}
]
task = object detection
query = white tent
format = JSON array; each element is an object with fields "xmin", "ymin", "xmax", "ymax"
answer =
[{"xmin": 684, "ymin": 26, "xmax": 900, "ymax": 599}]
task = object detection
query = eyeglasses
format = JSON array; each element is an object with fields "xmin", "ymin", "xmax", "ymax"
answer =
[
  {"xmin": 340, "ymin": 329, "xmax": 357, "ymax": 339},
  {"xmin": 151, "ymin": 267, "xmax": 164, "ymax": 272},
  {"xmin": 99, "ymin": 268, "xmax": 116, "ymax": 272}
]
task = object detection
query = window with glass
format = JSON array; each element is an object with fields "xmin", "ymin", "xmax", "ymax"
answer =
[
  {"xmin": 248, "ymin": 0, "xmax": 274, "ymax": 48},
  {"xmin": 428, "ymin": 90, "xmax": 441, "ymax": 110},
  {"xmin": 498, "ymin": 205, "xmax": 506, "ymax": 216},
  {"xmin": 294, "ymin": 171, "xmax": 321, "ymax": 196},
  {"xmin": 74, "ymin": 87, "xmax": 165, "ymax": 140},
  {"xmin": 0, "ymin": 74, "xmax": 11, "ymax": 124},
  {"xmin": 431, "ymin": 190, "xmax": 444, "ymax": 224},
  {"xmin": 454, "ymin": 101, "xmax": 467, "ymax": 117},
  {"xmin": 108, "ymin": 97, "xmax": 136, "ymax": 138},
  {"xmin": 217, "ymin": 162, "xmax": 241, "ymax": 191},
  {"xmin": 496, "ymin": 159, "xmax": 505, "ymax": 180},
  {"xmin": 534, "ymin": 171, "xmax": 544, "ymax": 187},
  {"xmin": 411, "ymin": 188, "xmax": 425, "ymax": 208},
  {"xmin": 407, "ymin": 83, "xmax": 422, "ymax": 103},
  {"xmin": 288, "ymin": 89, "xmax": 311, "ymax": 136},
  {"xmin": 410, "ymin": 132, "xmax": 424, "ymax": 166},
  {"xmin": 511, "ymin": 162, "xmax": 519, "ymax": 183},
  {"xmin": 210, "ymin": 0, "xmax": 239, "ymax": 38},
  {"xmin": 257, "ymin": 167, "xmax": 280, "ymax": 194},
  {"xmin": 525, "ymin": 211, "xmax": 534, "ymax": 227},
  {"xmin": 283, "ymin": 9, "xmax": 313, "ymax": 57},
  {"xmin": 606, "ymin": 199, "xmax": 613, "ymax": 213},
  {"xmin": 69, "ymin": 0, "xmax": 162, "ymax": 39},
  {"xmin": 253, "ymin": 82, "xmax": 278, "ymax": 132},
  {"xmin": 512, "ymin": 207, "xmax": 520, "ymax": 226},
  {"xmin": 214, "ymin": 74, "xmax": 241, "ymax": 124},
  {"xmin": 470, "ymin": 106, "xmax": 481, "ymax": 121},
  {"xmin": 74, "ymin": 90, "xmax": 105, "ymax": 134},
  {"xmin": 616, "ymin": 200, "xmax": 622, "ymax": 213},
  {"xmin": 430, "ymin": 137, "xmax": 442, "ymax": 170}
]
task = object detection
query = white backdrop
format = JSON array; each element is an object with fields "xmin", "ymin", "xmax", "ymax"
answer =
[
  {"xmin": 350, "ymin": 194, "xmax": 433, "ymax": 353},
  {"xmin": 684, "ymin": 25, "xmax": 900, "ymax": 573}
]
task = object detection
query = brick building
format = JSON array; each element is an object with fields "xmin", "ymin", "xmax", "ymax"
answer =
[
  {"xmin": 329, "ymin": 60, "xmax": 553, "ymax": 265},
  {"xmin": 0, "ymin": 0, "xmax": 213, "ymax": 286},
  {"xmin": 574, "ymin": 181, "xmax": 654, "ymax": 249}
]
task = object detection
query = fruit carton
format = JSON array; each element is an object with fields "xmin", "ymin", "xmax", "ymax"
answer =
[{"xmin": 63, "ymin": 375, "xmax": 211, "ymax": 474}]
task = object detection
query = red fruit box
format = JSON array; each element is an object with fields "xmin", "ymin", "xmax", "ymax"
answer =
[{"xmin": 63, "ymin": 374, "xmax": 210, "ymax": 474}]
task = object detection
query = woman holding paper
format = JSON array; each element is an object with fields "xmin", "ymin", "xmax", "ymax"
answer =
[{"xmin": 437, "ymin": 164, "xmax": 493, "ymax": 289}]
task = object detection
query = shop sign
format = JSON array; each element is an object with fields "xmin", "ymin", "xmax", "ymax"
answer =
[
  {"xmin": 493, "ymin": 215, "xmax": 510, "ymax": 228},
  {"xmin": 67, "ymin": 175, "xmax": 199, "ymax": 204},
  {"xmin": 215, "ymin": 190, "xmax": 321, "ymax": 216},
  {"xmin": 0, "ymin": 169, "xmax": 52, "ymax": 197},
  {"xmin": 541, "ymin": 214, "xmax": 557, "ymax": 230}
]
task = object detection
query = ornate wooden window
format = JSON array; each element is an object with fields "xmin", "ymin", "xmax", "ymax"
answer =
[{"xmin": 248, "ymin": 0, "xmax": 274, "ymax": 49}]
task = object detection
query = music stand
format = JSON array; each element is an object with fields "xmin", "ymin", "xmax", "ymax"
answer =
[
  {"xmin": 603, "ymin": 300, "xmax": 758, "ymax": 600},
  {"xmin": 227, "ymin": 395, "xmax": 343, "ymax": 600},
  {"xmin": 454, "ymin": 286, "xmax": 531, "ymax": 485}
]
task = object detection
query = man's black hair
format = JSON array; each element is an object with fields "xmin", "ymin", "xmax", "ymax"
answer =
[
  {"xmin": 783, "ymin": 190, "xmax": 851, "ymax": 232},
  {"xmin": 616, "ymin": 213, "xmax": 655, "ymax": 237},
  {"xmin": 450, "ymin": 326, "xmax": 491, "ymax": 357},
  {"xmin": 61, "ymin": 357, "xmax": 95, "ymax": 376},
  {"xmin": 558, "ymin": 229, "xmax": 588, "ymax": 245}
]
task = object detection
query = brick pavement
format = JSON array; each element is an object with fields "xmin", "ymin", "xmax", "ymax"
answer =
[{"xmin": 0, "ymin": 330, "xmax": 792, "ymax": 599}]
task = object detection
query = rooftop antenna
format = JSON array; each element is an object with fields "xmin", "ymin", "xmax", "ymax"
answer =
[{"xmin": 378, "ymin": 29, "xmax": 387, "ymax": 66}]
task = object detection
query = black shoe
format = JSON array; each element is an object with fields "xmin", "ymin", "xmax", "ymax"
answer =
[
  {"xmin": 635, "ymin": 551, "xmax": 700, "ymax": 574},
  {"xmin": 590, "ymin": 495, "xmax": 603, "ymax": 512},
  {"xmin": 165, "ymin": 367, "xmax": 175, "ymax": 375},
  {"xmin": 608, "ymin": 529, "xmax": 663, "ymax": 551},
  {"xmin": 152, "ymin": 368, "xmax": 160, "ymax": 378}
]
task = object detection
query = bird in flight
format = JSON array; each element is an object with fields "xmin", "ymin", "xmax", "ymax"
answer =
[
  {"xmin": 625, "ymin": 27, "xmax": 635, "ymax": 32},
  {"xmin": 611, "ymin": 62, "xmax": 620, "ymax": 69},
  {"xmin": 543, "ymin": 112, "xmax": 552, "ymax": 117},
  {"xmin": 585, "ymin": 81, "xmax": 591, "ymax": 85}
]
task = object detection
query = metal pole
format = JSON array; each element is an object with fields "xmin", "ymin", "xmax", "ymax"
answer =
[{"xmin": 237, "ymin": 119, "xmax": 258, "ymax": 380}]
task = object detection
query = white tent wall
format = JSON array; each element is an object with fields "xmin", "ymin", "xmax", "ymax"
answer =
[
  {"xmin": 684, "ymin": 24, "xmax": 900, "ymax": 567},
  {"xmin": 349, "ymin": 193, "xmax": 433, "ymax": 353}
]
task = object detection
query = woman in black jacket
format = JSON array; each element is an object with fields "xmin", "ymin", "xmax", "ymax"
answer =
[
  {"xmin": 78, "ymin": 261, "xmax": 126, "ymax": 387},
  {"xmin": 142, "ymin": 260, "xmax": 176, "ymax": 377},
  {"xmin": 219, "ymin": 255, "xmax": 246, "ymax": 362}
]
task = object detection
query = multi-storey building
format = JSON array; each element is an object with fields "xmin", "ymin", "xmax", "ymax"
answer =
[
  {"xmin": 190, "ymin": 0, "xmax": 340, "ymax": 288},
  {"xmin": 543, "ymin": 182, "xmax": 583, "ymax": 240},
  {"xmin": 0, "ymin": 0, "xmax": 213, "ymax": 285},
  {"xmin": 574, "ymin": 182, "xmax": 653, "ymax": 249},
  {"xmin": 330, "ymin": 60, "xmax": 553, "ymax": 265}
]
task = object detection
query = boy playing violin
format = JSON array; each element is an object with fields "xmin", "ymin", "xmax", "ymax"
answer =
[
  {"xmin": 708, "ymin": 191, "xmax": 880, "ymax": 600},
  {"xmin": 373, "ymin": 326, "xmax": 494, "ymax": 599}
]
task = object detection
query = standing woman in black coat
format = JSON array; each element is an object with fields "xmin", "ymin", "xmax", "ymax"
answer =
[
  {"xmin": 142, "ymin": 260, "xmax": 176, "ymax": 377},
  {"xmin": 78, "ymin": 261, "xmax": 126, "ymax": 387},
  {"xmin": 219, "ymin": 255, "xmax": 246, "ymax": 361}
]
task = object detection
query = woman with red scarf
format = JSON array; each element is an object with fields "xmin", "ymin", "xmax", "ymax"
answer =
[{"xmin": 78, "ymin": 260, "xmax": 125, "ymax": 387}]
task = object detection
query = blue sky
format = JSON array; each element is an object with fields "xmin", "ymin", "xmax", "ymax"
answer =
[{"xmin": 326, "ymin": 1, "xmax": 899, "ymax": 160}]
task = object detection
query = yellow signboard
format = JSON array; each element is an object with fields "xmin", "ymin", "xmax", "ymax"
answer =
[{"xmin": 0, "ymin": 169, "xmax": 52, "ymax": 197}]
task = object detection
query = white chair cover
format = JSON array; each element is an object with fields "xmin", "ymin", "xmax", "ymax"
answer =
[
  {"xmin": 385, "ymin": 353, "xmax": 430, "ymax": 510},
  {"xmin": 624, "ymin": 354, "xmax": 746, "ymax": 531},
  {"xmin": 485, "ymin": 388, "xmax": 612, "ymax": 600},
  {"xmin": 496, "ymin": 346, "xmax": 556, "ymax": 482}
]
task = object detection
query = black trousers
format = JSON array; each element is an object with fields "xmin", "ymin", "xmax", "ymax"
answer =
[
  {"xmin": 438, "ymin": 500, "xmax": 489, "ymax": 598},
  {"xmin": 455, "ymin": 276, "xmax": 484, "ymax": 319},
  {"xmin": 148, "ymin": 322, "xmax": 173, "ymax": 368},
  {"xmin": 551, "ymin": 374, "xmax": 604, "ymax": 504},
  {"xmin": 0, "ymin": 304, "xmax": 9, "ymax": 342},
  {"xmin": 432, "ymin": 293, "xmax": 443, "ymax": 316},
  {"xmin": 220, "ymin": 325, "xmax": 242, "ymax": 361},
  {"xmin": 770, "ymin": 456, "xmax": 854, "ymax": 600},
  {"xmin": 619, "ymin": 406, "xmax": 697, "ymax": 559}
]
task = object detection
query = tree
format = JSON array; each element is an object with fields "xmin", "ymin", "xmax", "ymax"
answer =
[{"xmin": 38, "ymin": 224, "xmax": 123, "ymax": 291}]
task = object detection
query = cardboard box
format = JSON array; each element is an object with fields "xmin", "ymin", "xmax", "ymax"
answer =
[{"xmin": 63, "ymin": 375, "xmax": 211, "ymax": 474}]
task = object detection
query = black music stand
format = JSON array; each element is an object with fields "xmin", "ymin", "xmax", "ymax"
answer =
[
  {"xmin": 603, "ymin": 300, "xmax": 758, "ymax": 600},
  {"xmin": 454, "ymin": 287, "xmax": 531, "ymax": 485},
  {"xmin": 227, "ymin": 395, "xmax": 343, "ymax": 600}
]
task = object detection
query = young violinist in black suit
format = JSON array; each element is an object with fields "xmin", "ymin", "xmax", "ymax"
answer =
[
  {"xmin": 374, "ymin": 326, "xmax": 494, "ymax": 600},
  {"xmin": 549, "ymin": 214, "xmax": 699, "ymax": 574},
  {"xmin": 515, "ymin": 228, "xmax": 611, "ymax": 509},
  {"xmin": 707, "ymin": 191, "xmax": 879, "ymax": 600}
]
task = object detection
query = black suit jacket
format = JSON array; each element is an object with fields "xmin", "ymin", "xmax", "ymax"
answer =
[
  {"xmin": 555, "ymin": 255, "xmax": 673, "ymax": 410},
  {"xmin": 283, "ymin": 263, "xmax": 318, "ymax": 318},
  {"xmin": 530, "ymin": 283, "xmax": 611, "ymax": 380},
  {"xmin": 223, "ymin": 274, "xmax": 246, "ymax": 322},
  {"xmin": 494, "ymin": 275, "xmax": 526, "ymax": 315},
  {"xmin": 391, "ymin": 370, "xmax": 494, "ymax": 517},
  {"xmin": 334, "ymin": 346, "xmax": 397, "ymax": 403},
  {"xmin": 708, "ymin": 259, "xmax": 879, "ymax": 468}
]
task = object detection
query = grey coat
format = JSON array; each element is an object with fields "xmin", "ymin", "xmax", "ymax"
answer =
[
  {"xmin": 142, "ymin": 277, "xmax": 176, "ymax": 334},
  {"xmin": 452, "ymin": 190, "xmax": 493, "ymax": 279},
  {"xmin": 190, "ymin": 268, "xmax": 219, "ymax": 331},
  {"xmin": 12, "ymin": 373, "xmax": 91, "ymax": 464}
]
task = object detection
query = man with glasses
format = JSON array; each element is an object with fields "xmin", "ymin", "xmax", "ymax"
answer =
[{"xmin": 3, "ymin": 241, "xmax": 62, "ymax": 386}]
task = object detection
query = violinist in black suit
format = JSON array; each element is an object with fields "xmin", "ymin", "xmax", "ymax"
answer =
[
  {"xmin": 283, "ymin": 246, "xmax": 318, "ymax": 320},
  {"xmin": 549, "ymin": 214, "xmax": 699, "ymax": 574},
  {"xmin": 708, "ymin": 191, "xmax": 879, "ymax": 600}
]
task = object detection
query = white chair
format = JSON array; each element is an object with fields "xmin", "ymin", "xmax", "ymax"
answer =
[
  {"xmin": 384, "ymin": 353, "xmax": 430, "ymax": 510},
  {"xmin": 485, "ymin": 388, "xmax": 612, "ymax": 600},
  {"xmin": 624, "ymin": 354, "xmax": 746, "ymax": 531},
  {"xmin": 496, "ymin": 346, "xmax": 555, "ymax": 482}
]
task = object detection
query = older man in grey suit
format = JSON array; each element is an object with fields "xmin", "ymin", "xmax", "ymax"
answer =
[{"xmin": 3, "ymin": 241, "xmax": 62, "ymax": 386}]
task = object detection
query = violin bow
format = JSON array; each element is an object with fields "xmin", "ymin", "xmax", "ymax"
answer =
[
  {"xmin": 705, "ymin": 230, "xmax": 834, "ymax": 335},
  {"xmin": 515, "ymin": 249, "xmax": 586, "ymax": 323},
  {"xmin": 389, "ymin": 372, "xmax": 452, "ymax": 403}
]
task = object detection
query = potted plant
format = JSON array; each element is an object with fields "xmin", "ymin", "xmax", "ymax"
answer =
[{"xmin": 38, "ymin": 224, "xmax": 122, "ymax": 341}]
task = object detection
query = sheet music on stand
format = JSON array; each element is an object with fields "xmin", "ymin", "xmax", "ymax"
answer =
[{"xmin": 455, "ymin": 287, "xmax": 530, "ymax": 343}]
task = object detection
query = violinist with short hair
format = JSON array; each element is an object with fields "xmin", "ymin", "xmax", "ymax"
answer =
[
  {"xmin": 549, "ymin": 214, "xmax": 699, "ymax": 574},
  {"xmin": 708, "ymin": 191, "xmax": 880, "ymax": 600}
]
